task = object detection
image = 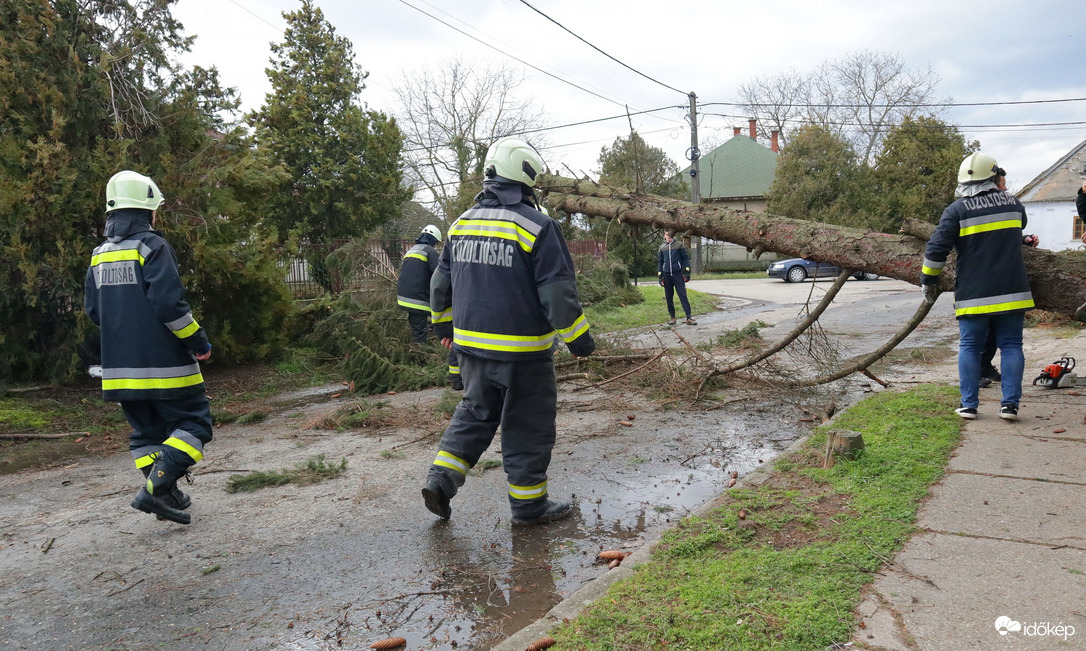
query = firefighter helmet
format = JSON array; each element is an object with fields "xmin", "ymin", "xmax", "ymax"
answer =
[
  {"xmin": 421, "ymin": 224, "xmax": 442, "ymax": 242},
  {"xmin": 483, "ymin": 137, "xmax": 544, "ymax": 187},
  {"xmin": 105, "ymin": 170, "xmax": 164, "ymax": 212},
  {"xmin": 958, "ymin": 152, "xmax": 999, "ymax": 184}
]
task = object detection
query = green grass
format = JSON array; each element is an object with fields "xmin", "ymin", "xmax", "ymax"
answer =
[
  {"xmin": 692, "ymin": 271, "xmax": 767, "ymax": 280},
  {"xmin": 225, "ymin": 454, "xmax": 347, "ymax": 493},
  {"xmin": 552, "ymin": 384, "xmax": 962, "ymax": 650},
  {"xmin": 584, "ymin": 286, "xmax": 720, "ymax": 333}
]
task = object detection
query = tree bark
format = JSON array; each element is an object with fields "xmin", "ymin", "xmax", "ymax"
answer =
[{"xmin": 540, "ymin": 175, "xmax": 1086, "ymax": 318}]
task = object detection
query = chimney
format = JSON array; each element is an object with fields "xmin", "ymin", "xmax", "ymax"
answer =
[
  {"xmin": 733, "ymin": 126, "xmax": 741, "ymax": 137},
  {"xmin": 771, "ymin": 130, "xmax": 779, "ymax": 153},
  {"xmin": 748, "ymin": 118, "xmax": 757, "ymax": 140}
]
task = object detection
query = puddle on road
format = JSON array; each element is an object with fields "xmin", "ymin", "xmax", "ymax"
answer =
[{"xmin": 277, "ymin": 401, "xmax": 814, "ymax": 651}]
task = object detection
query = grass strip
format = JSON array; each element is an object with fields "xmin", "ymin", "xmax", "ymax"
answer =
[
  {"xmin": 226, "ymin": 454, "xmax": 347, "ymax": 493},
  {"xmin": 585, "ymin": 286, "xmax": 721, "ymax": 334},
  {"xmin": 552, "ymin": 384, "xmax": 961, "ymax": 650}
]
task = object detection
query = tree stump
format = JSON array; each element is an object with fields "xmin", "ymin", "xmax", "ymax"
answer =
[{"xmin": 823, "ymin": 429, "xmax": 865, "ymax": 467}]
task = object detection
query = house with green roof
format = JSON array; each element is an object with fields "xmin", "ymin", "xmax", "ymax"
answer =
[
  {"xmin": 681, "ymin": 120, "xmax": 780, "ymax": 212},
  {"xmin": 678, "ymin": 121, "xmax": 781, "ymax": 270}
]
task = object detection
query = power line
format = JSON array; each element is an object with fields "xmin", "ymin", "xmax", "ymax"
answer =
[
  {"xmin": 395, "ymin": 0, "xmax": 632, "ymax": 109},
  {"xmin": 401, "ymin": 105, "xmax": 680, "ymax": 153},
  {"xmin": 226, "ymin": 0, "xmax": 283, "ymax": 33},
  {"xmin": 699, "ymin": 112, "xmax": 1086, "ymax": 130},
  {"xmin": 701, "ymin": 97, "xmax": 1086, "ymax": 110},
  {"xmin": 517, "ymin": 0, "xmax": 687, "ymax": 97},
  {"xmin": 407, "ymin": 0, "xmax": 643, "ymax": 111}
]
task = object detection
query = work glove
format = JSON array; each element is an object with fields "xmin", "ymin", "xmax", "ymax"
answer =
[
  {"xmin": 922, "ymin": 284, "xmax": 940, "ymax": 304},
  {"xmin": 683, "ymin": 272, "xmax": 690, "ymax": 283},
  {"xmin": 658, "ymin": 272, "xmax": 664, "ymax": 287}
]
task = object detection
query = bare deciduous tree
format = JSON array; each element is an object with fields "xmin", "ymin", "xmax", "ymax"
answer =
[
  {"xmin": 738, "ymin": 50, "xmax": 948, "ymax": 164},
  {"xmin": 393, "ymin": 57, "xmax": 547, "ymax": 222},
  {"xmin": 736, "ymin": 69, "xmax": 810, "ymax": 148}
]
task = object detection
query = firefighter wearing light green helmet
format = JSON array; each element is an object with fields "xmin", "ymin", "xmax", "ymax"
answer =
[
  {"xmin": 105, "ymin": 170, "xmax": 164, "ymax": 212},
  {"xmin": 483, "ymin": 136, "xmax": 545, "ymax": 187}
]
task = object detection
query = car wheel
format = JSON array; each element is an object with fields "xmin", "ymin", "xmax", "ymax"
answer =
[
  {"xmin": 786, "ymin": 266, "xmax": 807, "ymax": 283},
  {"xmin": 862, "ymin": 272, "xmax": 880, "ymax": 281}
]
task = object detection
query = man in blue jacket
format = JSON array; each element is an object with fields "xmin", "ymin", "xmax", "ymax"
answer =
[
  {"xmin": 423, "ymin": 137, "xmax": 595, "ymax": 526},
  {"xmin": 921, "ymin": 153, "xmax": 1037, "ymax": 421},
  {"xmin": 658, "ymin": 229, "xmax": 696, "ymax": 325},
  {"xmin": 85, "ymin": 171, "xmax": 212, "ymax": 525}
]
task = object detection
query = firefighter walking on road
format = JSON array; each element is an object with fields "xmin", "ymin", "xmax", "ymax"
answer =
[
  {"xmin": 396, "ymin": 225, "xmax": 461, "ymax": 389},
  {"xmin": 423, "ymin": 137, "xmax": 595, "ymax": 526},
  {"xmin": 84, "ymin": 171, "xmax": 213, "ymax": 525}
]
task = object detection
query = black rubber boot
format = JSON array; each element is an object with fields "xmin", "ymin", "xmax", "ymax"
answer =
[
  {"xmin": 422, "ymin": 478, "xmax": 452, "ymax": 520},
  {"xmin": 140, "ymin": 465, "xmax": 191, "ymax": 510},
  {"xmin": 132, "ymin": 459, "xmax": 191, "ymax": 525},
  {"xmin": 511, "ymin": 499, "xmax": 572, "ymax": 527}
]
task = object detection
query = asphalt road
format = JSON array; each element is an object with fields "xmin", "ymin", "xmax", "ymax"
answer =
[{"xmin": 0, "ymin": 278, "xmax": 963, "ymax": 651}]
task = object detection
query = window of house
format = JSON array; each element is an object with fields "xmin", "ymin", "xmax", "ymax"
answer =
[{"xmin": 1075, "ymin": 214, "xmax": 1085, "ymax": 241}]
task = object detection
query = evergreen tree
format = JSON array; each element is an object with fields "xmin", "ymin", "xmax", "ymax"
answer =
[
  {"xmin": 766, "ymin": 125, "xmax": 875, "ymax": 229},
  {"xmin": 0, "ymin": 0, "xmax": 292, "ymax": 381},
  {"xmin": 252, "ymin": 0, "xmax": 408, "ymax": 245},
  {"xmin": 591, "ymin": 132, "xmax": 685, "ymax": 279},
  {"xmin": 872, "ymin": 115, "xmax": 978, "ymax": 231}
]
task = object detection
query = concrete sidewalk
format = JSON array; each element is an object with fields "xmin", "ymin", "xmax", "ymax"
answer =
[{"xmin": 855, "ymin": 385, "xmax": 1086, "ymax": 650}]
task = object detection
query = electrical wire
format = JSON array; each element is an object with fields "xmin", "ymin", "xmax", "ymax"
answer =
[
  {"xmin": 517, "ymin": 0, "xmax": 687, "ymax": 97},
  {"xmin": 395, "ymin": 0, "xmax": 633, "ymax": 109},
  {"xmin": 701, "ymin": 97, "xmax": 1086, "ymax": 109}
]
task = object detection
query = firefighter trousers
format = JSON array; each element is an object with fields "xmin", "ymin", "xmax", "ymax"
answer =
[
  {"xmin": 427, "ymin": 353, "xmax": 557, "ymax": 518},
  {"xmin": 122, "ymin": 393, "xmax": 213, "ymax": 475}
]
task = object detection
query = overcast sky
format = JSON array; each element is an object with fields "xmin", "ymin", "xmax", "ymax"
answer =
[{"xmin": 172, "ymin": 0, "xmax": 1086, "ymax": 194}]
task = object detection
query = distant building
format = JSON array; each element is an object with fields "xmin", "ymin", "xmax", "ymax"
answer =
[
  {"xmin": 1016, "ymin": 138, "xmax": 1086, "ymax": 252},
  {"xmin": 679, "ymin": 119, "xmax": 781, "ymax": 271},
  {"xmin": 681, "ymin": 118, "xmax": 780, "ymax": 212}
]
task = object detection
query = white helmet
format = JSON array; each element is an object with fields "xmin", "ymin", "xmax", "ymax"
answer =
[
  {"xmin": 483, "ymin": 137, "xmax": 544, "ymax": 187},
  {"xmin": 421, "ymin": 224, "xmax": 441, "ymax": 242},
  {"xmin": 106, "ymin": 170, "xmax": 164, "ymax": 212},
  {"xmin": 958, "ymin": 152, "xmax": 999, "ymax": 184}
]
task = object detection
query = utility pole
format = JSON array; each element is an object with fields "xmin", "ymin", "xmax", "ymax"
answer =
[{"xmin": 687, "ymin": 92, "xmax": 703, "ymax": 274}]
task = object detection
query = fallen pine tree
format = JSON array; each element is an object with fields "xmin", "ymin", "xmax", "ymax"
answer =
[{"xmin": 539, "ymin": 174, "xmax": 1086, "ymax": 319}]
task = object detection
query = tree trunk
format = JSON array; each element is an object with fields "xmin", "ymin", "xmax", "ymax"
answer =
[{"xmin": 540, "ymin": 175, "xmax": 1086, "ymax": 318}]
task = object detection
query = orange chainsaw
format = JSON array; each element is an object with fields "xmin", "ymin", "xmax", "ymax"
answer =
[{"xmin": 1032, "ymin": 357, "xmax": 1082, "ymax": 389}]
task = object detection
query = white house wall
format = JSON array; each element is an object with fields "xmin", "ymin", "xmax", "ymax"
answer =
[{"xmin": 1023, "ymin": 201, "xmax": 1084, "ymax": 252}]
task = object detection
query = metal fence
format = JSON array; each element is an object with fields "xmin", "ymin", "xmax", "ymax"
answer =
[{"xmin": 283, "ymin": 239, "xmax": 608, "ymax": 297}]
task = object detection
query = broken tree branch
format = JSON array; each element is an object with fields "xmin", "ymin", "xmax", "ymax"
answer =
[
  {"xmin": 789, "ymin": 296, "xmax": 936, "ymax": 387},
  {"xmin": 695, "ymin": 268, "xmax": 852, "ymax": 399}
]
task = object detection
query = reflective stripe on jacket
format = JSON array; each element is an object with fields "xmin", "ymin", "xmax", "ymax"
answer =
[
  {"xmin": 921, "ymin": 189, "xmax": 1034, "ymax": 317},
  {"xmin": 430, "ymin": 184, "xmax": 594, "ymax": 361},
  {"xmin": 84, "ymin": 210, "xmax": 210, "ymax": 401}
]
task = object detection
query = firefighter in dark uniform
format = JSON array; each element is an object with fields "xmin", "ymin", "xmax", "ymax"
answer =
[
  {"xmin": 397, "ymin": 225, "xmax": 461, "ymax": 389},
  {"xmin": 422, "ymin": 137, "xmax": 595, "ymax": 526},
  {"xmin": 658, "ymin": 229, "xmax": 696, "ymax": 325},
  {"xmin": 921, "ymin": 152, "xmax": 1038, "ymax": 422},
  {"xmin": 84, "ymin": 171, "xmax": 213, "ymax": 525}
]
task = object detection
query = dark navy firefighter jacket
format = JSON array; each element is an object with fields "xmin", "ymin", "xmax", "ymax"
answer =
[
  {"xmin": 658, "ymin": 239, "xmax": 691, "ymax": 278},
  {"xmin": 921, "ymin": 188, "xmax": 1034, "ymax": 317},
  {"xmin": 396, "ymin": 234, "xmax": 439, "ymax": 315},
  {"xmin": 430, "ymin": 181, "xmax": 595, "ymax": 361},
  {"xmin": 84, "ymin": 208, "xmax": 211, "ymax": 401}
]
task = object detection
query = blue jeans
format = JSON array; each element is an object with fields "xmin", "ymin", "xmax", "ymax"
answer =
[{"xmin": 958, "ymin": 312, "xmax": 1024, "ymax": 409}]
